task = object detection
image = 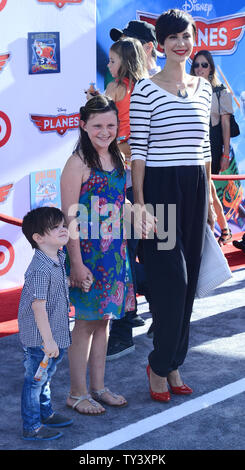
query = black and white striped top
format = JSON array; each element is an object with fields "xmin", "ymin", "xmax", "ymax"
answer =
[
  {"xmin": 18, "ymin": 249, "xmax": 71, "ymax": 348},
  {"xmin": 130, "ymin": 77, "xmax": 212, "ymax": 167}
]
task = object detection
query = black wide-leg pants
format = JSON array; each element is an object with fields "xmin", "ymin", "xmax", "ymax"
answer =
[{"xmin": 143, "ymin": 165, "xmax": 208, "ymax": 377}]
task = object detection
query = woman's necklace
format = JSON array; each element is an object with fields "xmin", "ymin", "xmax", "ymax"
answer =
[{"xmin": 176, "ymin": 82, "xmax": 188, "ymax": 99}]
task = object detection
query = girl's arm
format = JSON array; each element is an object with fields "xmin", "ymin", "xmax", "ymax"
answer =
[
  {"xmin": 130, "ymin": 82, "xmax": 156, "ymax": 238},
  {"xmin": 105, "ymin": 81, "xmax": 117, "ymax": 101},
  {"xmin": 61, "ymin": 155, "xmax": 93, "ymax": 288},
  {"xmin": 131, "ymin": 160, "xmax": 156, "ymax": 239},
  {"xmin": 105, "ymin": 81, "xmax": 126, "ymax": 102}
]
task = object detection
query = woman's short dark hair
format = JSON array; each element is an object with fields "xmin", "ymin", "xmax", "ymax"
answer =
[
  {"xmin": 155, "ymin": 9, "xmax": 196, "ymax": 46},
  {"xmin": 22, "ymin": 206, "xmax": 64, "ymax": 249}
]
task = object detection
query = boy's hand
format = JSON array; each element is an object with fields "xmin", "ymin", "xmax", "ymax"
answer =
[
  {"xmin": 42, "ymin": 339, "xmax": 59, "ymax": 358},
  {"xmin": 32, "ymin": 299, "xmax": 59, "ymax": 358}
]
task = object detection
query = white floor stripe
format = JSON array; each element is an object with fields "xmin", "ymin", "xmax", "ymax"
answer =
[{"xmin": 73, "ymin": 378, "xmax": 245, "ymax": 450}]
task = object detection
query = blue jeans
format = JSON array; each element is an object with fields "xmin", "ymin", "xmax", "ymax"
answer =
[{"xmin": 21, "ymin": 346, "xmax": 65, "ymax": 432}]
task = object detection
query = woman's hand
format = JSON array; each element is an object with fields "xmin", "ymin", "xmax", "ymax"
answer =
[
  {"xmin": 69, "ymin": 262, "xmax": 93, "ymax": 290},
  {"xmin": 134, "ymin": 206, "xmax": 157, "ymax": 239},
  {"xmin": 220, "ymin": 154, "xmax": 230, "ymax": 172}
]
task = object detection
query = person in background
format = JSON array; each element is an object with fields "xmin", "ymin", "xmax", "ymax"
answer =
[
  {"xmin": 109, "ymin": 20, "xmax": 161, "ymax": 80},
  {"xmin": 105, "ymin": 37, "xmax": 148, "ymax": 164},
  {"xmin": 191, "ymin": 49, "xmax": 233, "ymax": 245},
  {"xmin": 105, "ymin": 20, "xmax": 161, "ymax": 359},
  {"xmin": 130, "ymin": 9, "xmax": 215, "ymax": 402},
  {"xmin": 61, "ymin": 95, "xmax": 133, "ymax": 414},
  {"xmin": 18, "ymin": 207, "xmax": 72, "ymax": 441}
]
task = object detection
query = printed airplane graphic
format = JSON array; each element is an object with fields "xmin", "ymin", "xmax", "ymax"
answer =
[
  {"xmin": 0, "ymin": 53, "xmax": 10, "ymax": 73},
  {"xmin": 0, "ymin": 183, "xmax": 13, "ymax": 204}
]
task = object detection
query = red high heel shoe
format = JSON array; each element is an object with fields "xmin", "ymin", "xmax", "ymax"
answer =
[
  {"xmin": 168, "ymin": 382, "xmax": 193, "ymax": 395},
  {"xmin": 146, "ymin": 365, "xmax": 171, "ymax": 403}
]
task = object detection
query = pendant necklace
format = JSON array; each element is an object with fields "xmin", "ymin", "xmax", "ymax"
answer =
[
  {"xmin": 176, "ymin": 82, "xmax": 188, "ymax": 99},
  {"xmin": 177, "ymin": 87, "xmax": 188, "ymax": 98}
]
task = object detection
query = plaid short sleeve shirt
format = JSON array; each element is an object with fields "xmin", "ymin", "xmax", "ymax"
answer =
[{"xmin": 18, "ymin": 249, "xmax": 71, "ymax": 348}]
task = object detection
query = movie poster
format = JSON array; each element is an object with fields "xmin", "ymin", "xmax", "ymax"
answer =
[
  {"xmin": 28, "ymin": 32, "xmax": 60, "ymax": 74},
  {"xmin": 30, "ymin": 169, "xmax": 61, "ymax": 209}
]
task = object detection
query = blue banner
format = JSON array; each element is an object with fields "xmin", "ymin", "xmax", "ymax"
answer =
[{"xmin": 97, "ymin": 0, "xmax": 245, "ymax": 233}]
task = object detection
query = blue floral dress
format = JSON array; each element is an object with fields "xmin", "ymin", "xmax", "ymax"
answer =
[{"xmin": 66, "ymin": 167, "xmax": 135, "ymax": 320}]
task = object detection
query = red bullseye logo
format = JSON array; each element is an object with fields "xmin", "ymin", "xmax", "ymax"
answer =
[
  {"xmin": 0, "ymin": 111, "xmax": 11, "ymax": 147},
  {"xmin": 0, "ymin": 239, "xmax": 15, "ymax": 276},
  {"xmin": 0, "ymin": 0, "xmax": 7, "ymax": 12}
]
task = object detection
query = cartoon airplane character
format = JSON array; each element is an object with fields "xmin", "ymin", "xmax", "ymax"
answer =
[{"xmin": 34, "ymin": 41, "xmax": 55, "ymax": 64}]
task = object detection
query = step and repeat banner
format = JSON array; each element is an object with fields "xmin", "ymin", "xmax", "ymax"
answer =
[
  {"xmin": 1, "ymin": 0, "xmax": 245, "ymax": 288},
  {"xmin": 0, "ymin": 0, "xmax": 96, "ymax": 288},
  {"xmin": 97, "ymin": 0, "xmax": 245, "ymax": 233}
]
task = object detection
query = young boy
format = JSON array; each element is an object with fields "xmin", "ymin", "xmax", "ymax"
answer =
[{"xmin": 18, "ymin": 206, "xmax": 72, "ymax": 441}]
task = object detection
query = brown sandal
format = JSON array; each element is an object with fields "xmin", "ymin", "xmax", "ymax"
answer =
[{"xmin": 218, "ymin": 228, "xmax": 232, "ymax": 246}]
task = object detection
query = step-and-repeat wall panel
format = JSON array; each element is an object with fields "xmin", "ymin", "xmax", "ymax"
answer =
[
  {"xmin": 0, "ymin": 0, "xmax": 96, "ymax": 288},
  {"xmin": 97, "ymin": 0, "xmax": 245, "ymax": 236}
]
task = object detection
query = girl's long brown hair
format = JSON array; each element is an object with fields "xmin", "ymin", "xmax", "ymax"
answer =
[
  {"xmin": 110, "ymin": 37, "xmax": 148, "ymax": 88},
  {"xmin": 75, "ymin": 95, "xmax": 125, "ymax": 176}
]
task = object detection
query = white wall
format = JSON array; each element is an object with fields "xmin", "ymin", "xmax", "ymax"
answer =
[{"xmin": 0, "ymin": 0, "xmax": 96, "ymax": 288}]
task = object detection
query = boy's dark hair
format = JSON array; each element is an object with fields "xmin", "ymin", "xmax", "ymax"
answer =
[
  {"xmin": 155, "ymin": 9, "xmax": 196, "ymax": 46},
  {"xmin": 22, "ymin": 206, "xmax": 64, "ymax": 249}
]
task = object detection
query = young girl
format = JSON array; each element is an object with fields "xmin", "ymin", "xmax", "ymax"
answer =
[
  {"xmin": 61, "ymin": 95, "xmax": 135, "ymax": 415},
  {"xmin": 106, "ymin": 37, "xmax": 148, "ymax": 158}
]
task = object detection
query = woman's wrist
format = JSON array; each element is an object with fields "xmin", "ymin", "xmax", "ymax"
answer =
[{"xmin": 222, "ymin": 153, "xmax": 230, "ymax": 160}]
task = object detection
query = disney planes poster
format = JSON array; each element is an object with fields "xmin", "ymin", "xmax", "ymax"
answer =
[
  {"xmin": 28, "ymin": 32, "xmax": 60, "ymax": 74},
  {"xmin": 30, "ymin": 169, "xmax": 61, "ymax": 209}
]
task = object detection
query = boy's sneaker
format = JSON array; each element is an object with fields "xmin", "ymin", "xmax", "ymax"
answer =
[
  {"xmin": 23, "ymin": 426, "xmax": 63, "ymax": 441},
  {"xmin": 106, "ymin": 340, "xmax": 135, "ymax": 361},
  {"xmin": 42, "ymin": 412, "xmax": 73, "ymax": 428},
  {"xmin": 129, "ymin": 314, "xmax": 145, "ymax": 327}
]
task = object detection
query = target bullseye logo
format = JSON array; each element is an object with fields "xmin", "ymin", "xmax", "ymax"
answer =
[
  {"xmin": 0, "ymin": 239, "xmax": 15, "ymax": 276},
  {"xmin": 0, "ymin": 111, "xmax": 11, "ymax": 147},
  {"xmin": 0, "ymin": 0, "xmax": 7, "ymax": 12}
]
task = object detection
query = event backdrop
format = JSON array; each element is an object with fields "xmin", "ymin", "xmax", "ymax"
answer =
[
  {"xmin": 97, "ymin": 0, "xmax": 245, "ymax": 232},
  {"xmin": 1, "ymin": 0, "xmax": 245, "ymax": 289},
  {"xmin": 0, "ymin": 0, "xmax": 96, "ymax": 288}
]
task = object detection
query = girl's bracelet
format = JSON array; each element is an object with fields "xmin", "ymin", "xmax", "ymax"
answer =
[{"xmin": 222, "ymin": 154, "xmax": 230, "ymax": 160}]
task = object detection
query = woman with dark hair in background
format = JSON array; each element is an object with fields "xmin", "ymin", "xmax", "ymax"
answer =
[
  {"xmin": 191, "ymin": 49, "xmax": 233, "ymax": 245},
  {"xmin": 130, "ymin": 9, "xmax": 215, "ymax": 402}
]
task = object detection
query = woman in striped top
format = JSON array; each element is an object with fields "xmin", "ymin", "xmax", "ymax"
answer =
[{"xmin": 130, "ymin": 9, "xmax": 215, "ymax": 402}]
